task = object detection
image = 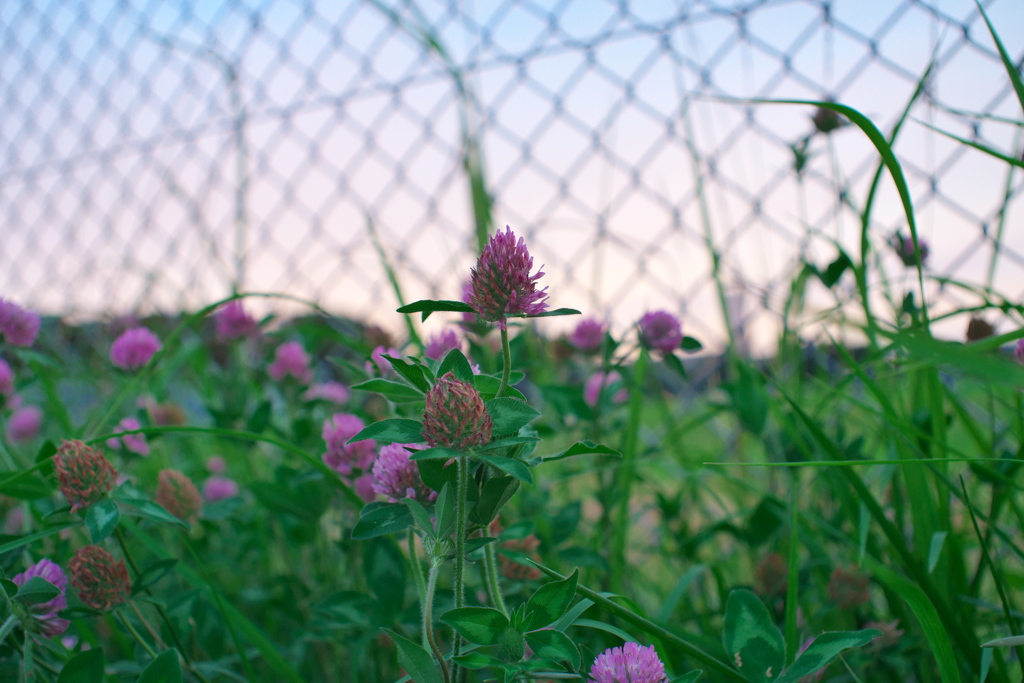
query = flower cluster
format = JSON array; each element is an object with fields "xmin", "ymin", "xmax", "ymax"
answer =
[
  {"xmin": 893, "ymin": 232, "xmax": 929, "ymax": 267},
  {"xmin": 156, "ymin": 469, "xmax": 203, "ymax": 523},
  {"xmin": 268, "ymin": 341, "xmax": 313, "ymax": 383},
  {"xmin": 55, "ymin": 440, "xmax": 118, "ymax": 513},
  {"xmin": 421, "ymin": 373, "xmax": 492, "ymax": 449},
  {"xmin": 13, "ymin": 559, "xmax": 69, "ymax": 637},
  {"xmin": 8, "ymin": 405, "xmax": 42, "ymax": 442},
  {"xmin": 424, "ymin": 330, "xmax": 463, "ymax": 361},
  {"xmin": 214, "ymin": 300, "xmax": 258, "ymax": 339},
  {"xmin": 322, "ymin": 413, "xmax": 377, "ymax": 500},
  {"xmin": 0, "ymin": 299, "xmax": 40, "ymax": 347},
  {"xmin": 570, "ymin": 317, "xmax": 606, "ymax": 354},
  {"xmin": 69, "ymin": 545, "xmax": 130, "ymax": 612},
  {"xmin": 202, "ymin": 476, "xmax": 239, "ymax": 502},
  {"xmin": 638, "ymin": 311, "xmax": 682, "ymax": 354},
  {"xmin": 467, "ymin": 226, "xmax": 548, "ymax": 329},
  {"xmin": 0, "ymin": 359, "xmax": 14, "ymax": 397},
  {"xmin": 589, "ymin": 642, "xmax": 668, "ymax": 683},
  {"xmin": 371, "ymin": 443, "xmax": 435, "ymax": 502},
  {"xmin": 367, "ymin": 345, "xmax": 401, "ymax": 376},
  {"xmin": 583, "ymin": 371, "xmax": 627, "ymax": 408},
  {"xmin": 303, "ymin": 381, "xmax": 350, "ymax": 404},
  {"xmin": 110, "ymin": 327, "xmax": 162, "ymax": 370},
  {"xmin": 106, "ymin": 416, "xmax": 149, "ymax": 456}
]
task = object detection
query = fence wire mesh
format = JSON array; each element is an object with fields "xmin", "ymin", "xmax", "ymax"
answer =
[{"xmin": 1, "ymin": 0, "xmax": 1022, "ymax": 352}]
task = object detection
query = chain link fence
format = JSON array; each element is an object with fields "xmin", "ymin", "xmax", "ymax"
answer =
[{"xmin": 1, "ymin": 0, "xmax": 1022, "ymax": 352}]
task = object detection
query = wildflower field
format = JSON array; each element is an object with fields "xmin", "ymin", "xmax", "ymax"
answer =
[{"xmin": 1, "ymin": 5, "xmax": 1023, "ymax": 683}]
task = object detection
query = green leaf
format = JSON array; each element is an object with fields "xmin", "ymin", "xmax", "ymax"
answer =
[
  {"xmin": 470, "ymin": 476, "xmax": 519, "ymax": 526},
  {"xmin": 723, "ymin": 588, "xmax": 784, "ymax": 683},
  {"xmin": 13, "ymin": 576, "xmax": 60, "ymax": 605},
  {"xmin": 524, "ymin": 569, "xmax": 578, "ymax": 632},
  {"xmin": 118, "ymin": 498, "xmax": 190, "ymax": 530},
  {"xmin": 0, "ymin": 474, "xmax": 51, "ymax": 500},
  {"xmin": 363, "ymin": 537, "xmax": 406, "ymax": 619},
  {"xmin": 409, "ymin": 447, "xmax": 462, "ymax": 461},
  {"xmin": 723, "ymin": 364, "xmax": 768, "ymax": 436},
  {"xmin": 440, "ymin": 606, "xmax": 510, "ymax": 646},
  {"xmin": 474, "ymin": 374, "xmax": 527, "ymax": 401},
  {"xmin": 351, "ymin": 502, "xmax": 412, "ymax": 540},
  {"xmin": 479, "ymin": 436, "xmax": 540, "ymax": 452},
  {"xmin": 438, "ymin": 349, "xmax": 475, "ymax": 382},
  {"xmin": 928, "ymin": 531, "xmax": 947, "ymax": 574},
  {"xmin": 974, "ymin": 0, "xmax": 1024, "ymax": 117},
  {"xmin": 475, "ymin": 454, "xmax": 533, "ymax": 484},
  {"xmin": 85, "ymin": 498, "xmax": 120, "ymax": 542},
  {"xmin": 452, "ymin": 651, "xmax": 508, "ymax": 669},
  {"xmin": 661, "ymin": 352, "xmax": 687, "ymax": 379},
  {"xmin": 983, "ymin": 635, "xmax": 1024, "ymax": 648},
  {"xmin": 681, "ymin": 336, "xmax": 703, "ymax": 352},
  {"xmin": 0, "ymin": 523, "xmax": 80, "ymax": 555},
  {"xmin": 819, "ymin": 250, "xmax": 852, "ymax": 288},
  {"xmin": 1, "ymin": 578, "xmax": 17, "ymax": 596},
  {"xmin": 404, "ymin": 497, "xmax": 436, "ymax": 538},
  {"xmin": 384, "ymin": 627, "xmax": 444, "ymax": 683},
  {"xmin": 486, "ymin": 398, "xmax": 541, "ymax": 436},
  {"xmin": 352, "ymin": 379, "xmax": 424, "ymax": 403},
  {"xmin": 544, "ymin": 441, "xmax": 621, "ymax": 462},
  {"xmin": 132, "ymin": 559, "xmax": 179, "ymax": 594},
  {"xmin": 57, "ymin": 647, "xmax": 105, "ymax": 683},
  {"xmin": 245, "ymin": 400, "xmax": 272, "ymax": 434},
  {"xmin": 381, "ymin": 355, "xmax": 432, "ymax": 393},
  {"xmin": 777, "ymin": 630, "xmax": 881, "ymax": 683},
  {"xmin": 348, "ymin": 418, "xmax": 424, "ymax": 445},
  {"xmin": 673, "ymin": 672, "xmax": 703, "ymax": 683},
  {"xmin": 397, "ymin": 299, "xmax": 475, "ymax": 322},
  {"xmin": 524, "ymin": 629, "xmax": 580, "ymax": 668},
  {"xmin": 434, "ymin": 483, "xmax": 455, "ymax": 538},
  {"xmin": 520, "ymin": 307, "xmax": 581, "ymax": 319},
  {"xmin": 137, "ymin": 649, "xmax": 182, "ymax": 683}
]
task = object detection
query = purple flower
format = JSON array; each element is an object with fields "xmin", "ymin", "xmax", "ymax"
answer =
[
  {"xmin": 214, "ymin": 300, "xmax": 258, "ymax": 339},
  {"xmin": 467, "ymin": 226, "xmax": 548, "ymax": 329},
  {"xmin": 13, "ymin": 559, "xmax": 69, "ymax": 637},
  {"xmin": 268, "ymin": 341, "xmax": 312, "ymax": 383},
  {"xmin": 371, "ymin": 443, "xmax": 436, "ymax": 502},
  {"xmin": 110, "ymin": 327, "xmax": 162, "ymax": 370},
  {"xmin": 202, "ymin": 476, "xmax": 239, "ymax": 502},
  {"xmin": 638, "ymin": 311, "xmax": 682, "ymax": 354},
  {"xmin": 302, "ymin": 381, "xmax": 350, "ymax": 404},
  {"xmin": 353, "ymin": 473, "xmax": 376, "ymax": 502},
  {"xmin": 8, "ymin": 405, "xmax": 42, "ymax": 442},
  {"xmin": 571, "ymin": 317, "xmax": 606, "ymax": 354},
  {"xmin": 206, "ymin": 456, "xmax": 226, "ymax": 473},
  {"xmin": 0, "ymin": 359, "xmax": 14, "ymax": 397},
  {"xmin": 589, "ymin": 642, "xmax": 668, "ymax": 683},
  {"xmin": 584, "ymin": 371, "xmax": 628, "ymax": 408},
  {"xmin": 367, "ymin": 345, "xmax": 401, "ymax": 377},
  {"xmin": 424, "ymin": 330, "xmax": 464, "ymax": 361},
  {"xmin": 893, "ymin": 233, "xmax": 929, "ymax": 267},
  {"xmin": 106, "ymin": 417, "xmax": 149, "ymax": 456},
  {"xmin": 322, "ymin": 413, "xmax": 376, "ymax": 475},
  {"xmin": 0, "ymin": 299, "xmax": 41, "ymax": 347},
  {"xmin": 1015, "ymin": 338, "xmax": 1024, "ymax": 365}
]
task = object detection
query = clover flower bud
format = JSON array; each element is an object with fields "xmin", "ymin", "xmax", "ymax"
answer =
[
  {"xmin": 55, "ymin": 440, "xmax": 118, "ymax": 513},
  {"xmin": 0, "ymin": 299, "xmax": 41, "ymax": 347},
  {"xmin": 496, "ymin": 627, "xmax": 526, "ymax": 663},
  {"xmin": 421, "ymin": 373, "xmax": 492, "ymax": 449},
  {"xmin": 570, "ymin": 317, "xmax": 606, "ymax": 354},
  {"xmin": 69, "ymin": 545, "xmax": 130, "ymax": 612},
  {"xmin": 156, "ymin": 469, "xmax": 202, "ymax": 524},
  {"xmin": 589, "ymin": 642, "xmax": 668, "ymax": 683},
  {"xmin": 638, "ymin": 311, "xmax": 682, "ymax": 354},
  {"xmin": 110, "ymin": 327, "xmax": 161, "ymax": 370},
  {"xmin": 467, "ymin": 226, "xmax": 548, "ymax": 329},
  {"xmin": 12, "ymin": 559, "xmax": 69, "ymax": 637},
  {"xmin": 893, "ymin": 232, "xmax": 929, "ymax": 267}
]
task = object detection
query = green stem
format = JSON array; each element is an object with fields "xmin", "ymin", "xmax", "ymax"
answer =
[
  {"xmin": 452, "ymin": 456, "xmax": 469, "ymax": 675},
  {"xmin": 117, "ymin": 610, "xmax": 158, "ymax": 659},
  {"xmin": 496, "ymin": 326, "xmax": 511, "ymax": 398},
  {"xmin": 483, "ymin": 543, "xmax": 508, "ymax": 617},
  {"xmin": 611, "ymin": 348, "xmax": 647, "ymax": 592},
  {"xmin": 408, "ymin": 529, "xmax": 428, "ymax": 648},
  {"xmin": 0, "ymin": 615, "xmax": 18, "ymax": 647},
  {"xmin": 424, "ymin": 560, "xmax": 450, "ymax": 683}
]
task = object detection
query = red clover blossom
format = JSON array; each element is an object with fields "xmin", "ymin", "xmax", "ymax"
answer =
[
  {"xmin": 589, "ymin": 642, "xmax": 668, "ymax": 683},
  {"xmin": 371, "ymin": 443, "xmax": 436, "ymax": 502},
  {"xmin": 0, "ymin": 299, "xmax": 41, "ymax": 347},
  {"xmin": 214, "ymin": 300, "xmax": 258, "ymax": 339},
  {"xmin": 54, "ymin": 440, "xmax": 118, "ymax": 513},
  {"xmin": 268, "ymin": 341, "xmax": 313, "ymax": 383},
  {"xmin": 156, "ymin": 469, "xmax": 203, "ymax": 524},
  {"xmin": 467, "ymin": 226, "xmax": 548, "ymax": 329},
  {"xmin": 570, "ymin": 317, "xmax": 606, "ymax": 354},
  {"xmin": 8, "ymin": 405, "xmax": 42, "ymax": 442},
  {"xmin": 638, "ymin": 311, "xmax": 682, "ymax": 354},
  {"xmin": 421, "ymin": 372, "xmax": 492, "ymax": 449},
  {"xmin": 12, "ymin": 559, "xmax": 69, "ymax": 637},
  {"xmin": 110, "ymin": 327, "xmax": 162, "ymax": 370},
  {"xmin": 424, "ymin": 330, "xmax": 463, "ymax": 361},
  {"xmin": 105, "ymin": 417, "xmax": 149, "ymax": 456},
  {"xmin": 69, "ymin": 545, "xmax": 130, "ymax": 612}
]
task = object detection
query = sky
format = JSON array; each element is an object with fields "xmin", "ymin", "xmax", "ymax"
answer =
[{"xmin": 1, "ymin": 0, "xmax": 1022, "ymax": 352}]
